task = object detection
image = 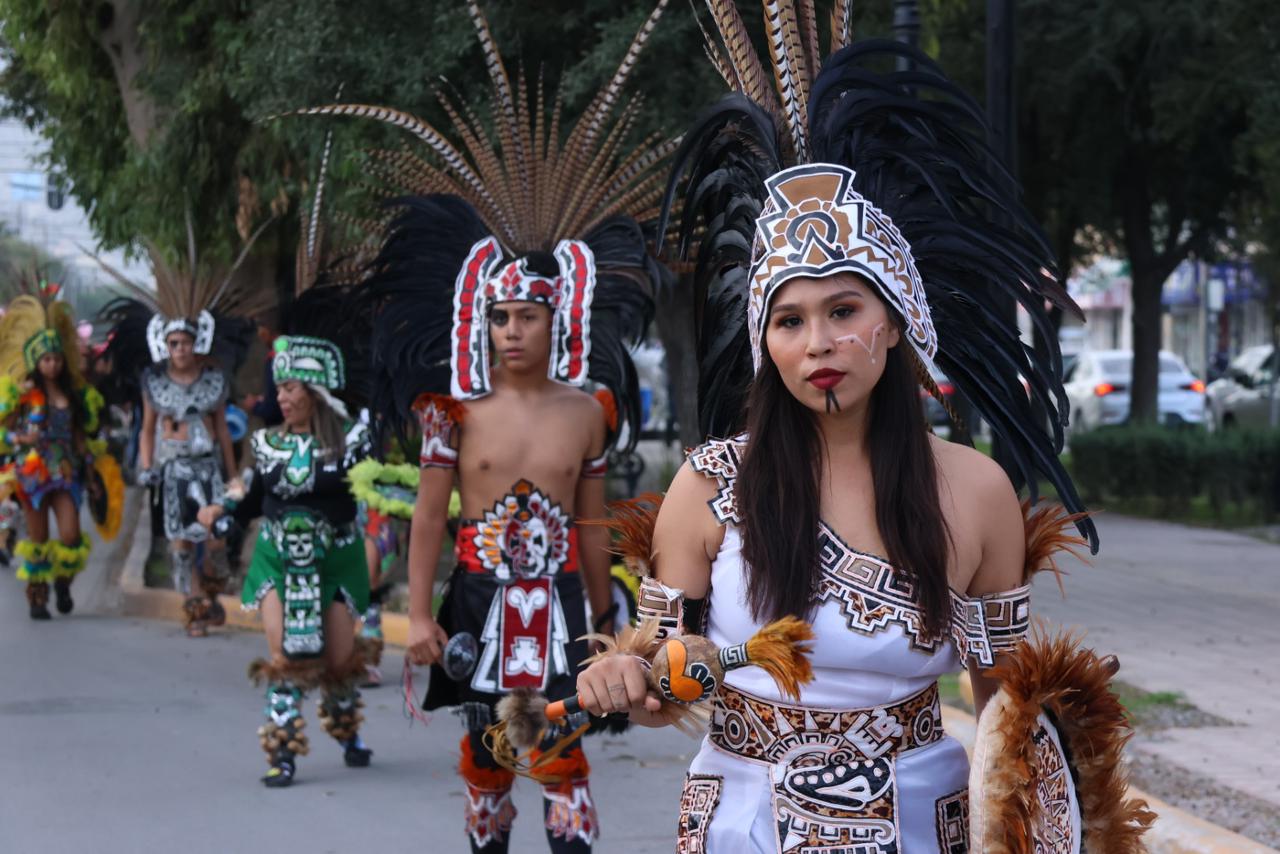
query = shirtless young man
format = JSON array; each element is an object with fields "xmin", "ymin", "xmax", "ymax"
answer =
[
  {"xmin": 137, "ymin": 315, "xmax": 239, "ymax": 637},
  {"xmin": 405, "ymin": 250, "xmax": 615, "ymax": 854}
]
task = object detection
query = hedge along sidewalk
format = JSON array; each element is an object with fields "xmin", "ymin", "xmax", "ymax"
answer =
[
  {"xmin": 1069, "ymin": 426, "xmax": 1280, "ymax": 524},
  {"xmin": 115, "ymin": 497, "xmax": 1270, "ymax": 853}
]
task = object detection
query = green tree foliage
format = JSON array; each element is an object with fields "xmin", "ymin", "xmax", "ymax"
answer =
[
  {"xmin": 1014, "ymin": 0, "xmax": 1272, "ymax": 422},
  {"xmin": 0, "ymin": 0, "xmax": 726, "ymax": 266}
]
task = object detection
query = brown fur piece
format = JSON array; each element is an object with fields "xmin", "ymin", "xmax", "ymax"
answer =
[
  {"xmin": 496, "ymin": 688, "xmax": 550, "ymax": 752},
  {"xmin": 247, "ymin": 656, "xmax": 326, "ymax": 692},
  {"xmin": 971, "ymin": 627, "xmax": 1155, "ymax": 853},
  {"xmin": 319, "ymin": 635, "xmax": 377, "ymax": 691},
  {"xmin": 581, "ymin": 493, "xmax": 663, "ymax": 577},
  {"xmin": 1022, "ymin": 500, "xmax": 1092, "ymax": 591}
]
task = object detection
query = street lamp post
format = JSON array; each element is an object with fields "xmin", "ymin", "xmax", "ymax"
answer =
[
  {"xmin": 893, "ymin": 0, "xmax": 919, "ymax": 71},
  {"xmin": 986, "ymin": 0, "xmax": 1024, "ymax": 479}
]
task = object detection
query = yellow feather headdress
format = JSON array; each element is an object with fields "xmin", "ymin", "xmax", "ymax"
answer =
[{"xmin": 0, "ymin": 284, "xmax": 84, "ymax": 387}]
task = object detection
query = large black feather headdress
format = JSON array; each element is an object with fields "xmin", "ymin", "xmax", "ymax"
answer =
[
  {"xmin": 664, "ymin": 4, "xmax": 1095, "ymax": 549},
  {"xmin": 299, "ymin": 0, "xmax": 671, "ymax": 451}
]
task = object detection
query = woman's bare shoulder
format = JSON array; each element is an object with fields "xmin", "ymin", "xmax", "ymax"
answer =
[
  {"xmin": 930, "ymin": 434, "xmax": 1016, "ymax": 503},
  {"xmin": 654, "ymin": 459, "xmax": 727, "ymax": 576},
  {"xmin": 930, "ymin": 435, "xmax": 1025, "ymax": 594}
]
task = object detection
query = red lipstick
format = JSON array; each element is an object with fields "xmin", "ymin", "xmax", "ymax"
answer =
[{"xmin": 806, "ymin": 369, "xmax": 846, "ymax": 391}]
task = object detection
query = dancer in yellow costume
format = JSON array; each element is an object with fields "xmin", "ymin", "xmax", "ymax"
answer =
[{"xmin": 0, "ymin": 283, "xmax": 120, "ymax": 619}]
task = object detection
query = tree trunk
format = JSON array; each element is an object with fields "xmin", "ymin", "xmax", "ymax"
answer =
[
  {"xmin": 1129, "ymin": 266, "xmax": 1164, "ymax": 424},
  {"xmin": 653, "ymin": 277, "xmax": 701, "ymax": 449},
  {"xmin": 92, "ymin": 1, "xmax": 159, "ymax": 148}
]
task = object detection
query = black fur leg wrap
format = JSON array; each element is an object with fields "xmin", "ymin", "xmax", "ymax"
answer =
[{"xmin": 318, "ymin": 686, "xmax": 365, "ymax": 744}]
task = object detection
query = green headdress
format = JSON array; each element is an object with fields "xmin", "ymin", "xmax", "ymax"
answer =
[
  {"xmin": 23, "ymin": 328, "xmax": 63, "ymax": 368},
  {"xmin": 272, "ymin": 335, "xmax": 345, "ymax": 391}
]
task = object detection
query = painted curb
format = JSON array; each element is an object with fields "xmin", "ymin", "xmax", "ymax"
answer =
[{"xmin": 115, "ymin": 498, "xmax": 1274, "ymax": 853}]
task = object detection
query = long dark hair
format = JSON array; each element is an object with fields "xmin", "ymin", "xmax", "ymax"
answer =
[
  {"xmin": 27, "ymin": 360, "xmax": 86, "ymax": 441},
  {"xmin": 737, "ymin": 319, "xmax": 953, "ymax": 638}
]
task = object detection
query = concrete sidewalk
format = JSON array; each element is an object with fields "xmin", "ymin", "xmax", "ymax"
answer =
[{"xmin": 1036, "ymin": 513, "xmax": 1280, "ymax": 808}]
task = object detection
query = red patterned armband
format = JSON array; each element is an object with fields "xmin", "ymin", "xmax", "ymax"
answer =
[
  {"xmin": 413, "ymin": 393, "xmax": 465, "ymax": 469},
  {"xmin": 581, "ymin": 451, "xmax": 608, "ymax": 479}
]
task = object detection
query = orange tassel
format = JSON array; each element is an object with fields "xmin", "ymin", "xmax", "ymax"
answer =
[
  {"xmin": 593, "ymin": 388, "xmax": 618, "ymax": 433},
  {"xmin": 580, "ymin": 494, "xmax": 663, "ymax": 577},
  {"xmin": 528, "ymin": 746, "xmax": 591, "ymax": 788},
  {"xmin": 1022, "ymin": 500, "xmax": 1092, "ymax": 592},
  {"xmin": 743, "ymin": 616, "xmax": 815, "ymax": 702},
  {"xmin": 411, "ymin": 392, "xmax": 467, "ymax": 425},
  {"xmin": 459, "ymin": 734, "xmax": 515, "ymax": 791}
]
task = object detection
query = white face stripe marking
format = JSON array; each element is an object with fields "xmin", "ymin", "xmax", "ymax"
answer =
[{"xmin": 835, "ymin": 322, "xmax": 887, "ymax": 365}]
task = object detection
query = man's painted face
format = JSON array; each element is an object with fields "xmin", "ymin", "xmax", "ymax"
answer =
[
  {"xmin": 166, "ymin": 331, "xmax": 196, "ymax": 368},
  {"xmin": 489, "ymin": 301, "xmax": 553, "ymax": 373}
]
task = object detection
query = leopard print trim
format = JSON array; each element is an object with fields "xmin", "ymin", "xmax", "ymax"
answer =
[
  {"xmin": 676, "ymin": 774, "xmax": 723, "ymax": 854},
  {"xmin": 819, "ymin": 523, "xmax": 1030, "ymax": 668},
  {"xmin": 935, "ymin": 788, "xmax": 969, "ymax": 853},
  {"xmin": 685, "ymin": 437, "xmax": 745, "ymax": 525},
  {"xmin": 709, "ymin": 681, "xmax": 943, "ymax": 765}
]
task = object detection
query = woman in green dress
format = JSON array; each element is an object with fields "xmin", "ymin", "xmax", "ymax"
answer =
[{"xmin": 199, "ymin": 335, "xmax": 374, "ymax": 787}]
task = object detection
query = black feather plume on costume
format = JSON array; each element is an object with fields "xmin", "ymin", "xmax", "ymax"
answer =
[
  {"xmin": 663, "ymin": 39, "xmax": 1096, "ymax": 550},
  {"xmin": 660, "ymin": 94, "xmax": 782, "ymax": 438},
  {"xmin": 278, "ymin": 273, "xmax": 374, "ymax": 412},
  {"xmin": 96, "ymin": 297, "xmax": 153, "ymax": 406},
  {"xmin": 209, "ymin": 314, "xmax": 256, "ymax": 383},
  {"xmin": 362, "ymin": 194, "xmax": 654, "ymax": 454},
  {"xmin": 580, "ymin": 215, "xmax": 656, "ymax": 453},
  {"xmin": 360, "ymin": 195, "xmax": 490, "ymax": 450}
]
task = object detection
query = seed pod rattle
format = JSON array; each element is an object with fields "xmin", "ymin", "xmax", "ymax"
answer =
[
  {"xmin": 488, "ymin": 615, "xmax": 816, "ymax": 774},
  {"xmin": 651, "ymin": 615, "xmax": 815, "ymax": 705}
]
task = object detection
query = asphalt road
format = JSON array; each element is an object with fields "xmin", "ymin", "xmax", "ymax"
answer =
[{"xmin": 0, "ymin": 535, "xmax": 694, "ymax": 854}]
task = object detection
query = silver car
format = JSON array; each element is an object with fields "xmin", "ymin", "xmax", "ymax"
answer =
[
  {"xmin": 1063, "ymin": 349, "xmax": 1205, "ymax": 433},
  {"xmin": 1205, "ymin": 345, "xmax": 1277, "ymax": 430}
]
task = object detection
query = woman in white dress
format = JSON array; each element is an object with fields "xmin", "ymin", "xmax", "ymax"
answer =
[{"xmin": 575, "ymin": 31, "xmax": 1104, "ymax": 853}]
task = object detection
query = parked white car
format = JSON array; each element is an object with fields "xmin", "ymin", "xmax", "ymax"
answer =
[
  {"xmin": 1063, "ymin": 349, "xmax": 1205, "ymax": 433},
  {"xmin": 1204, "ymin": 345, "xmax": 1277, "ymax": 430}
]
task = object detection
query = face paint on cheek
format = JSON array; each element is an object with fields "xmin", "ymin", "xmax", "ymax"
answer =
[{"xmin": 834, "ymin": 322, "xmax": 887, "ymax": 365}]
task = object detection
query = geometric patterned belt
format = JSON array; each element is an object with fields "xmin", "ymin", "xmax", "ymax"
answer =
[
  {"xmin": 708, "ymin": 680, "xmax": 945, "ymax": 766},
  {"xmin": 260, "ymin": 517, "xmax": 359, "ymax": 549}
]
